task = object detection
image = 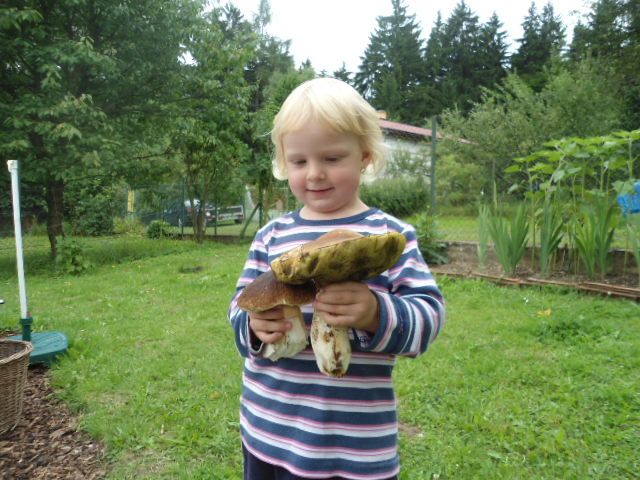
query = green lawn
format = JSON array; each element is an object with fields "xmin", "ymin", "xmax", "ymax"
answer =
[{"xmin": 0, "ymin": 236, "xmax": 638, "ymax": 479}]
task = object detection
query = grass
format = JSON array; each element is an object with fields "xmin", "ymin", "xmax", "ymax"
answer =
[{"xmin": 1, "ymin": 236, "xmax": 638, "ymax": 479}]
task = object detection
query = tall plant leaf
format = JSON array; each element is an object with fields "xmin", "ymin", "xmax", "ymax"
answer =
[
  {"xmin": 538, "ymin": 200, "xmax": 564, "ymax": 276},
  {"xmin": 487, "ymin": 204, "xmax": 529, "ymax": 276}
]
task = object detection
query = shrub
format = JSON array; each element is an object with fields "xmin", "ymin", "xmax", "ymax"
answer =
[
  {"xmin": 410, "ymin": 209, "xmax": 449, "ymax": 265},
  {"xmin": 147, "ymin": 220, "xmax": 171, "ymax": 239},
  {"xmin": 114, "ymin": 216, "xmax": 146, "ymax": 236},
  {"xmin": 361, "ymin": 178, "xmax": 429, "ymax": 218},
  {"xmin": 72, "ymin": 191, "xmax": 116, "ymax": 236},
  {"xmin": 56, "ymin": 238, "xmax": 92, "ymax": 275}
]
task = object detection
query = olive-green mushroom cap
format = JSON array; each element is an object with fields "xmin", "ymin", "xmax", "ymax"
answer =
[{"xmin": 271, "ymin": 229, "xmax": 406, "ymax": 285}]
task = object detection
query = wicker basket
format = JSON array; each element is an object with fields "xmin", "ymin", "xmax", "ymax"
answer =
[{"xmin": 0, "ymin": 339, "xmax": 33, "ymax": 436}]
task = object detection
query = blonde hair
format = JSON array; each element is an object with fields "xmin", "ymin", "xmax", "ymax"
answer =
[{"xmin": 271, "ymin": 77, "xmax": 387, "ymax": 181}]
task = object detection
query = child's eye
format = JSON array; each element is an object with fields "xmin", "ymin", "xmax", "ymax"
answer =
[
  {"xmin": 289, "ymin": 159, "xmax": 306, "ymax": 166},
  {"xmin": 325, "ymin": 156, "xmax": 341, "ymax": 162}
]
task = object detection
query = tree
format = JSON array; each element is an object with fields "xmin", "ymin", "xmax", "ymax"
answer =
[
  {"xmin": 437, "ymin": 1, "xmax": 484, "ymax": 112},
  {"xmin": 354, "ymin": 0, "xmax": 427, "ymax": 124},
  {"xmin": 423, "ymin": 13, "xmax": 447, "ymax": 114},
  {"xmin": 0, "ymin": 0, "xmax": 196, "ymax": 256},
  {"xmin": 422, "ymin": 2, "xmax": 507, "ymax": 115},
  {"xmin": 332, "ymin": 63, "xmax": 353, "ymax": 84},
  {"xmin": 477, "ymin": 13, "xmax": 509, "ymax": 89},
  {"xmin": 167, "ymin": 5, "xmax": 254, "ymax": 242},
  {"xmin": 440, "ymin": 61, "xmax": 626, "ymax": 203},
  {"xmin": 510, "ymin": 2, "xmax": 565, "ymax": 91},
  {"xmin": 242, "ymin": 0, "xmax": 296, "ymax": 227},
  {"xmin": 568, "ymin": 0, "xmax": 640, "ymax": 127},
  {"xmin": 251, "ymin": 68, "xmax": 315, "ymax": 224}
]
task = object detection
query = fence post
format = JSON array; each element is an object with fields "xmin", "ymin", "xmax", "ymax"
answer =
[
  {"xmin": 180, "ymin": 177, "xmax": 186, "ymax": 236},
  {"xmin": 430, "ymin": 116, "xmax": 437, "ymax": 214}
]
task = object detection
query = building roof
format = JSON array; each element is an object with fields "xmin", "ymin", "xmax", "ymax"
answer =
[
  {"xmin": 379, "ymin": 118, "xmax": 471, "ymax": 144},
  {"xmin": 379, "ymin": 119, "xmax": 438, "ymax": 139}
]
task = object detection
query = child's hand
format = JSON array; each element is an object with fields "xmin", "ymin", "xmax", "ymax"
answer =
[
  {"xmin": 314, "ymin": 282, "xmax": 379, "ymax": 333},
  {"xmin": 249, "ymin": 307, "xmax": 292, "ymax": 345}
]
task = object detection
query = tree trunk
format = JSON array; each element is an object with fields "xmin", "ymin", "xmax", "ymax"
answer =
[
  {"xmin": 195, "ymin": 212, "xmax": 205, "ymax": 244},
  {"xmin": 46, "ymin": 179, "xmax": 65, "ymax": 258}
]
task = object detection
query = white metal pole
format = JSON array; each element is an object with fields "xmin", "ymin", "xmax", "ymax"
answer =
[{"xmin": 7, "ymin": 160, "xmax": 29, "ymax": 319}]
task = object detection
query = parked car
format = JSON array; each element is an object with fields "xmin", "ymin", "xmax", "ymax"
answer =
[
  {"xmin": 163, "ymin": 200, "xmax": 214, "ymax": 227},
  {"xmin": 214, "ymin": 205, "xmax": 244, "ymax": 224}
]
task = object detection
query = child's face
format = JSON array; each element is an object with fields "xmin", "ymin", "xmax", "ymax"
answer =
[{"xmin": 282, "ymin": 121, "xmax": 370, "ymax": 220}]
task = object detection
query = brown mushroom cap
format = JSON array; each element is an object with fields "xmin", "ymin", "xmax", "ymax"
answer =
[
  {"xmin": 271, "ymin": 229, "xmax": 407, "ymax": 285},
  {"xmin": 237, "ymin": 270, "xmax": 316, "ymax": 312}
]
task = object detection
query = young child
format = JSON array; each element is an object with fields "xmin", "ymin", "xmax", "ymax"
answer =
[{"xmin": 229, "ymin": 77, "xmax": 445, "ymax": 480}]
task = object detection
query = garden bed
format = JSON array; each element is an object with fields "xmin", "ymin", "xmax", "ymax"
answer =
[{"xmin": 433, "ymin": 241, "xmax": 640, "ymax": 299}]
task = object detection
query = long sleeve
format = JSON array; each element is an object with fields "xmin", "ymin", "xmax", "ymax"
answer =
[
  {"xmin": 228, "ymin": 230, "xmax": 271, "ymax": 357},
  {"xmin": 354, "ymin": 224, "xmax": 445, "ymax": 356}
]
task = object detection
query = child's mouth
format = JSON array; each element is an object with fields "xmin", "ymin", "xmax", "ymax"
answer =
[{"xmin": 307, "ymin": 188, "xmax": 333, "ymax": 194}]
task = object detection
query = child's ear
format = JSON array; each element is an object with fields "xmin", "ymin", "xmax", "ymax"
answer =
[{"xmin": 361, "ymin": 151, "xmax": 372, "ymax": 168}]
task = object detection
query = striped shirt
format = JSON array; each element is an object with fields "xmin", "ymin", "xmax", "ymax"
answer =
[{"xmin": 228, "ymin": 208, "xmax": 445, "ymax": 479}]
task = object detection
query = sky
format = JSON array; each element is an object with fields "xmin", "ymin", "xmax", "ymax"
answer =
[{"xmin": 227, "ymin": 0, "xmax": 592, "ymax": 74}]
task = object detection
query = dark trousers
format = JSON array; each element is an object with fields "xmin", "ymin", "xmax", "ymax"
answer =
[{"xmin": 243, "ymin": 444, "xmax": 398, "ymax": 480}]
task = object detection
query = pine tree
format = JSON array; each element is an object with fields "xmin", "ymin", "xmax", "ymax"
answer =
[
  {"xmin": 437, "ymin": 1, "xmax": 484, "ymax": 112},
  {"xmin": 354, "ymin": 0, "xmax": 427, "ymax": 124},
  {"xmin": 568, "ymin": 0, "xmax": 640, "ymax": 127},
  {"xmin": 423, "ymin": 13, "xmax": 447, "ymax": 114},
  {"xmin": 477, "ymin": 13, "xmax": 509, "ymax": 95},
  {"xmin": 511, "ymin": 2, "xmax": 565, "ymax": 90},
  {"xmin": 332, "ymin": 63, "xmax": 353, "ymax": 84}
]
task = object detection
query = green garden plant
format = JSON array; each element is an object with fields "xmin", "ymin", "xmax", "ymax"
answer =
[
  {"xmin": 573, "ymin": 201, "xmax": 618, "ymax": 279},
  {"xmin": 538, "ymin": 200, "xmax": 565, "ymax": 277},
  {"xmin": 113, "ymin": 216, "xmax": 146, "ymax": 236},
  {"xmin": 360, "ymin": 178, "xmax": 429, "ymax": 218},
  {"xmin": 477, "ymin": 203, "xmax": 491, "ymax": 269},
  {"xmin": 55, "ymin": 238, "xmax": 92, "ymax": 275},
  {"xmin": 413, "ymin": 209, "xmax": 450, "ymax": 265},
  {"xmin": 487, "ymin": 203, "xmax": 529, "ymax": 276},
  {"xmin": 146, "ymin": 220, "xmax": 171, "ymax": 239}
]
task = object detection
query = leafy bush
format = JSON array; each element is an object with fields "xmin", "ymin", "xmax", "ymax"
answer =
[
  {"xmin": 361, "ymin": 178, "xmax": 429, "ymax": 218},
  {"xmin": 114, "ymin": 216, "xmax": 146, "ymax": 236},
  {"xmin": 73, "ymin": 194, "xmax": 115, "ymax": 235},
  {"xmin": 66, "ymin": 179, "xmax": 124, "ymax": 236},
  {"xmin": 147, "ymin": 220, "xmax": 171, "ymax": 239},
  {"xmin": 56, "ymin": 238, "xmax": 92, "ymax": 275},
  {"xmin": 412, "ymin": 209, "xmax": 449, "ymax": 265}
]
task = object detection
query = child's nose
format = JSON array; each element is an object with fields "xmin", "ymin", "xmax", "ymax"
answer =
[{"xmin": 307, "ymin": 161, "xmax": 325, "ymax": 180}]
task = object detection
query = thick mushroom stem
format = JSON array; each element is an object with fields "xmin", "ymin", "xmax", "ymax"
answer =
[
  {"xmin": 237, "ymin": 270, "xmax": 316, "ymax": 362},
  {"xmin": 310, "ymin": 311, "xmax": 351, "ymax": 377},
  {"xmin": 263, "ymin": 305, "xmax": 308, "ymax": 361}
]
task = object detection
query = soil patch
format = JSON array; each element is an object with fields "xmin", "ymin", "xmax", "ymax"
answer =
[
  {"xmin": 433, "ymin": 241, "xmax": 640, "ymax": 292},
  {"xmin": 0, "ymin": 364, "xmax": 107, "ymax": 480}
]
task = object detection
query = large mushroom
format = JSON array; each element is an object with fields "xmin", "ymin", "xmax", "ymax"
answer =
[
  {"xmin": 271, "ymin": 229, "xmax": 406, "ymax": 377},
  {"xmin": 237, "ymin": 270, "xmax": 316, "ymax": 361}
]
